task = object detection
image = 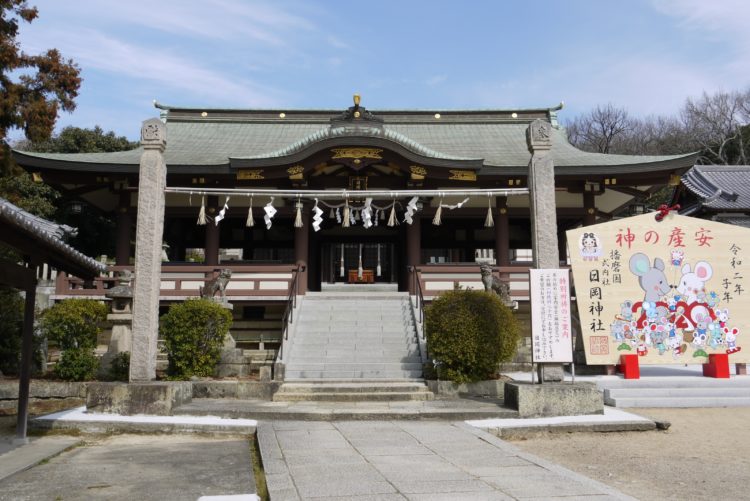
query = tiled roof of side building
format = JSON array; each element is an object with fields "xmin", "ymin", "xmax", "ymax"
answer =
[
  {"xmin": 0, "ymin": 197, "xmax": 107, "ymax": 276},
  {"xmin": 681, "ymin": 165, "xmax": 750, "ymax": 210},
  {"xmin": 13, "ymin": 104, "xmax": 697, "ymax": 173}
]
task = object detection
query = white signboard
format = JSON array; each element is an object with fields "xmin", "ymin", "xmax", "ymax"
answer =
[{"xmin": 530, "ymin": 268, "xmax": 573, "ymax": 363}]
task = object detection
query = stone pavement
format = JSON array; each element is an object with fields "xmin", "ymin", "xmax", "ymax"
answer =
[
  {"xmin": 0, "ymin": 435, "xmax": 81, "ymax": 482},
  {"xmin": 258, "ymin": 420, "xmax": 636, "ymax": 500},
  {"xmin": 0, "ymin": 434, "xmax": 256, "ymax": 501}
]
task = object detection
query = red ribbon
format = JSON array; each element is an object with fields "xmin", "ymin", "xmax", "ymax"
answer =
[{"xmin": 655, "ymin": 204, "xmax": 680, "ymax": 222}]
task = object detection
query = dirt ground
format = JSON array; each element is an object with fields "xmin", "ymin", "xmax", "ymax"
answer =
[{"xmin": 511, "ymin": 407, "xmax": 750, "ymax": 501}]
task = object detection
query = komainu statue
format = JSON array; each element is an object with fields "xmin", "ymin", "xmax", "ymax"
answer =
[
  {"xmin": 479, "ymin": 263, "xmax": 515, "ymax": 308},
  {"xmin": 200, "ymin": 269, "xmax": 232, "ymax": 301}
]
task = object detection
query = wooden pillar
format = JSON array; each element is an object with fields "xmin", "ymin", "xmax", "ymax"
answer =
[
  {"xmin": 406, "ymin": 215, "xmax": 421, "ymax": 294},
  {"xmin": 115, "ymin": 191, "xmax": 132, "ymax": 266},
  {"xmin": 15, "ymin": 264, "xmax": 38, "ymax": 442},
  {"xmin": 495, "ymin": 196, "xmax": 510, "ymax": 267},
  {"xmin": 294, "ymin": 202, "xmax": 309, "ymax": 294},
  {"xmin": 204, "ymin": 195, "xmax": 220, "ymax": 266},
  {"xmin": 583, "ymin": 191, "xmax": 596, "ymax": 226}
]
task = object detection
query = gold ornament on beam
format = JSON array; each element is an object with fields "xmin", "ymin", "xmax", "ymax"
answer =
[
  {"xmin": 331, "ymin": 147, "xmax": 383, "ymax": 160},
  {"xmin": 237, "ymin": 169, "xmax": 265, "ymax": 180},
  {"xmin": 287, "ymin": 165, "xmax": 305, "ymax": 180},
  {"xmin": 448, "ymin": 169, "xmax": 477, "ymax": 181},
  {"xmin": 409, "ymin": 165, "xmax": 427, "ymax": 181}
]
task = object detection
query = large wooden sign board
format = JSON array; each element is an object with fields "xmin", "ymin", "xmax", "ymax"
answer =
[
  {"xmin": 529, "ymin": 269, "xmax": 573, "ymax": 363},
  {"xmin": 567, "ymin": 213, "xmax": 749, "ymax": 365}
]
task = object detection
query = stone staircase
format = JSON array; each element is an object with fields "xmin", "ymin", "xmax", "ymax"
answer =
[
  {"xmin": 275, "ymin": 291, "xmax": 429, "ymax": 402},
  {"xmin": 598, "ymin": 377, "xmax": 750, "ymax": 408}
]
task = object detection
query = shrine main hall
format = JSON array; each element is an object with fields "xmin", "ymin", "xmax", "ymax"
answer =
[{"xmin": 14, "ymin": 97, "xmax": 696, "ymax": 303}]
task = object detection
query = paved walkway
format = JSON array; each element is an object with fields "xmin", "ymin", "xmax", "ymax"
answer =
[
  {"xmin": 258, "ymin": 420, "xmax": 636, "ymax": 500},
  {"xmin": 0, "ymin": 435, "xmax": 256, "ymax": 501}
]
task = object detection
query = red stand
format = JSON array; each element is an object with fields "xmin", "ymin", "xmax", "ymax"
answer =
[
  {"xmin": 703, "ymin": 353, "xmax": 730, "ymax": 378},
  {"xmin": 617, "ymin": 354, "xmax": 640, "ymax": 379}
]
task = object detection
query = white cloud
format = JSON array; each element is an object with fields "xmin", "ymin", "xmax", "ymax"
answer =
[{"xmin": 33, "ymin": 28, "xmax": 284, "ymax": 107}]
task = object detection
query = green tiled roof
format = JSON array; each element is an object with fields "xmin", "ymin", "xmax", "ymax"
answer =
[{"xmin": 13, "ymin": 105, "xmax": 697, "ymax": 174}]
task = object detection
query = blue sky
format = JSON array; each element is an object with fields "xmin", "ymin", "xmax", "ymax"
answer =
[{"xmin": 15, "ymin": 0, "xmax": 750, "ymax": 140}]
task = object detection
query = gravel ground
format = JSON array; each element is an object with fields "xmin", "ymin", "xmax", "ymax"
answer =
[{"xmin": 511, "ymin": 407, "xmax": 750, "ymax": 501}]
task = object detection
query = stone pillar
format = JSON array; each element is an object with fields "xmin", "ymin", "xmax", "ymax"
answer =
[
  {"xmin": 527, "ymin": 119, "xmax": 559, "ymax": 269},
  {"xmin": 205, "ymin": 195, "xmax": 220, "ymax": 266},
  {"xmin": 294, "ymin": 201, "xmax": 309, "ymax": 294},
  {"xmin": 130, "ymin": 118, "xmax": 167, "ymax": 382},
  {"xmin": 495, "ymin": 196, "xmax": 510, "ymax": 268},
  {"xmin": 115, "ymin": 191, "xmax": 132, "ymax": 266},
  {"xmin": 583, "ymin": 191, "xmax": 596, "ymax": 226},
  {"xmin": 406, "ymin": 215, "xmax": 421, "ymax": 294},
  {"xmin": 527, "ymin": 119, "xmax": 563, "ymax": 382}
]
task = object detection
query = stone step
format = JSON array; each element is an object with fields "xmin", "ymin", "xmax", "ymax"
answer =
[
  {"xmin": 284, "ymin": 370, "xmax": 423, "ymax": 379},
  {"xmin": 604, "ymin": 395, "xmax": 750, "ymax": 408},
  {"xmin": 605, "ymin": 387, "xmax": 750, "ymax": 398},
  {"xmin": 285, "ymin": 363, "xmax": 424, "ymax": 372},
  {"xmin": 596, "ymin": 376, "xmax": 750, "ymax": 390},
  {"xmin": 276, "ymin": 382, "xmax": 430, "ymax": 393},
  {"xmin": 272, "ymin": 391, "xmax": 433, "ymax": 402}
]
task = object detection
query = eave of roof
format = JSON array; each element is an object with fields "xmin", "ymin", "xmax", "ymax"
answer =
[
  {"xmin": 681, "ymin": 165, "xmax": 750, "ymax": 210},
  {"xmin": 0, "ymin": 197, "xmax": 106, "ymax": 278},
  {"xmin": 12, "ymin": 103, "xmax": 697, "ymax": 175}
]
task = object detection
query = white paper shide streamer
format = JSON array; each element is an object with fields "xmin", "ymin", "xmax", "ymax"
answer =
[
  {"xmin": 312, "ymin": 198, "xmax": 324, "ymax": 232},
  {"xmin": 361, "ymin": 198, "xmax": 373, "ymax": 229},
  {"xmin": 264, "ymin": 197, "xmax": 277, "ymax": 229},
  {"xmin": 403, "ymin": 196, "xmax": 419, "ymax": 224},
  {"xmin": 214, "ymin": 197, "xmax": 230, "ymax": 226}
]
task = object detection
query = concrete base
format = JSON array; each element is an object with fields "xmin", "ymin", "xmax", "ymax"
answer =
[
  {"xmin": 86, "ymin": 382, "xmax": 192, "ymax": 416},
  {"xmin": 191, "ymin": 381, "xmax": 280, "ymax": 400},
  {"xmin": 504, "ymin": 382, "xmax": 603, "ymax": 418},
  {"xmin": 426, "ymin": 379, "xmax": 505, "ymax": 398}
]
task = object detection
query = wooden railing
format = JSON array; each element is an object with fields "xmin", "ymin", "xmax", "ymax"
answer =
[
  {"xmin": 54, "ymin": 264, "xmax": 300, "ymax": 299},
  {"xmin": 414, "ymin": 263, "xmax": 533, "ymax": 301}
]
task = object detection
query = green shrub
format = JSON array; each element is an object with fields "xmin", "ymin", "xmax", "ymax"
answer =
[
  {"xmin": 425, "ymin": 289, "xmax": 520, "ymax": 383},
  {"xmin": 54, "ymin": 348, "xmax": 99, "ymax": 381},
  {"xmin": 107, "ymin": 351, "xmax": 130, "ymax": 381},
  {"xmin": 40, "ymin": 298, "xmax": 106, "ymax": 381},
  {"xmin": 40, "ymin": 298, "xmax": 107, "ymax": 350},
  {"xmin": 160, "ymin": 299, "xmax": 232, "ymax": 379}
]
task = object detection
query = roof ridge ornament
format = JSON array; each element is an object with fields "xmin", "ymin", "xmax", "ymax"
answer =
[{"xmin": 330, "ymin": 93, "xmax": 384, "ymax": 128}]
